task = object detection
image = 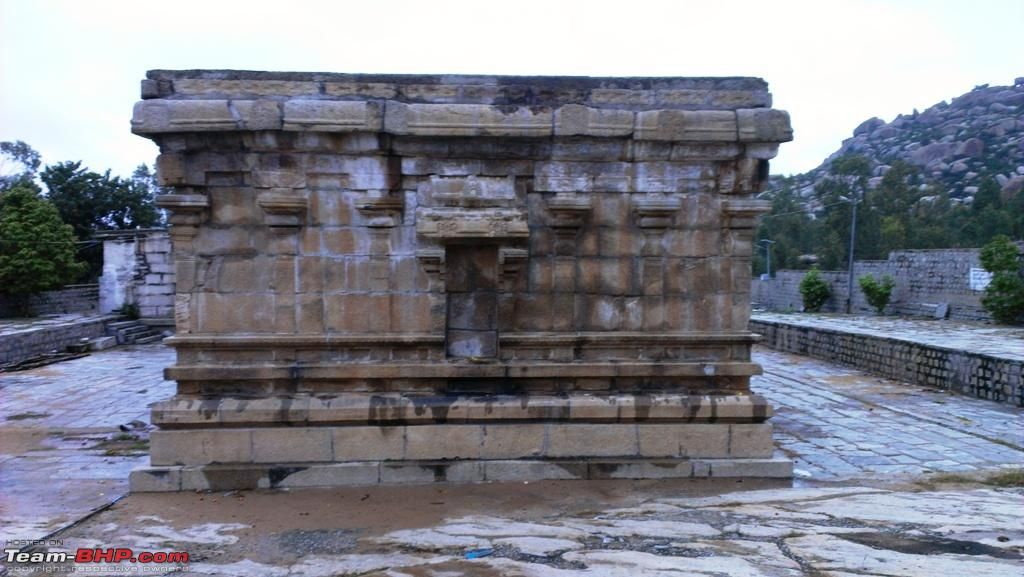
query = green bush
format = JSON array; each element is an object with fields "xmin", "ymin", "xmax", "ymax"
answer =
[
  {"xmin": 979, "ymin": 235, "xmax": 1024, "ymax": 324},
  {"xmin": 0, "ymin": 185, "xmax": 86, "ymax": 316},
  {"xmin": 858, "ymin": 274, "xmax": 895, "ymax": 314},
  {"xmin": 799, "ymin": 267, "xmax": 831, "ymax": 312}
]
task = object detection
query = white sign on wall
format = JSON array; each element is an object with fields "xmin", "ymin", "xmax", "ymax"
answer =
[{"xmin": 969, "ymin": 268, "xmax": 993, "ymax": 291}]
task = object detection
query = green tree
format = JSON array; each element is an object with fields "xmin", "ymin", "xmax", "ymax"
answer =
[
  {"xmin": 799, "ymin": 267, "xmax": 831, "ymax": 312},
  {"xmin": 858, "ymin": 274, "xmax": 895, "ymax": 314},
  {"xmin": 0, "ymin": 185, "xmax": 86, "ymax": 316},
  {"xmin": 0, "ymin": 140, "xmax": 42, "ymax": 190},
  {"xmin": 978, "ymin": 235, "xmax": 1024, "ymax": 325},
  {"xmin": 40, "ymin": 161, "xmax": 162, "ymax": 240}
]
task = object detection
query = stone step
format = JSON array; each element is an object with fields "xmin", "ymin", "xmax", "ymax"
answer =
[{"xmin": 134, "ymin": 334, "xmax": 165, "ymax": 345}]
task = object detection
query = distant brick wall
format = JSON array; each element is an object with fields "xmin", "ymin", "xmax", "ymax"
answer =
[
  {"xmin": 751, "ymin": 318, "xmax": 1023, "ymax": 406},
  {"xmin": 752, "ymin": 248, "xmax": 1003, "ymax": 321},
  {"xmin": 0, "ymin": 284, "xmax": 99, "ymax": 318}
]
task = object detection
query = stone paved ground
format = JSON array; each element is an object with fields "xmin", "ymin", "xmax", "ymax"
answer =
[
  {"xmin": 1, "ymin": 344, "xmax": 1022, "ymax": 576},
  {"xmin": 0, "ymin": 344, "xmax": 173, "ymax": 542}
]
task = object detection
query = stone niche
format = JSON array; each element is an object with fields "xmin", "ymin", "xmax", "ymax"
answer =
[{"xmin": 129, "ymin": 70, "xmax": 793, "ymax": 492}]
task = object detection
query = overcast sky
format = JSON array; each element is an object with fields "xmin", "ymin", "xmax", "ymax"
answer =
[{"xmin": 1, "ymin": 0, "xmax": 1021, "ymax": 180}]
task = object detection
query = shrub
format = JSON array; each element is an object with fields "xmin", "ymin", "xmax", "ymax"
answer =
[
  {"xmin": 858, "ymin": 274, "xmax": 895, "ymax": 314},
  {"xmin": 979, "ymin": 235, "xmax": 1024, "ymax": 324},
  {"xmin": 799, "ymin": 267, "xmax": 831, "ymax": 312},
  {"xmin": 0, "ymin": 185, "xmax": 86, "ymax": 316}
]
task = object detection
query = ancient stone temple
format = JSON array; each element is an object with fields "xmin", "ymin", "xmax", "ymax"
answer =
[{"xmin": 130, "ymin": 70, "xmax": 793, "ymax": 491}]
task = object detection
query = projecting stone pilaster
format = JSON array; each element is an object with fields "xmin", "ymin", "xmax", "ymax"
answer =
[{"xmin": 130, "ymin": 70, "xmax": 793, "ymax": 491}]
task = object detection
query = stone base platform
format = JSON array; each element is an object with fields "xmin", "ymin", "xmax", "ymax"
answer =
[{"xmin": 130, "ymin": 457, "xmax": 793, "ymax": 492}]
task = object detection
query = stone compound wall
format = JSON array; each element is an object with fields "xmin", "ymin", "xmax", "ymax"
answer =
[
  {"xmin": 0, "ymin": 284, "xmax": 98, "ymax": 318},
  {"xmin": 98, "ymin": 229, "xmax": 175, "ymax": 323},
  {"xmin": 129, "ymin": 70, "xmax": 793, "ymax": 491},
  {"xmin": 750, "ymin": 318, "xmax": 1023, "ymax": 407},
  {"xmin": 752, "ymin": 248, "xmax": 995, "ymax": 321},
  {"xmin": 0, "ymin": 316, "xmax": 108, "ymax": 365}
]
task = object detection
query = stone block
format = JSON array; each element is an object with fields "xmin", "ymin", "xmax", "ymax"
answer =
[
  {"xmin": 554, "ymin": 104, "xmax": 634, "ymax": 137},
  {"xmin": 179, "ymin": 465, "xmax": 270, "ymax": 491},
  {"xmin": 273, "ymin": 463, "xmax": 380, "ymax": 487},
  {"xmin": 484, "ymin": 460, "xmax": 588, "ymax": 482},
  {"xmin": 729, "ymin": 424, "xmax": 776, "ymax": 458},
  {"xmin": 545, "ymin": 424, "xmax": 637, "ymax": 458},
  {"xmin": 706, "ymin": 457, "xmax": 793, "ymax": 478},
  {"xmin": 588, "ymin": 460, "xmax": 694, "ymax": 480},
  {"xmin": 323, "ymin": 82, "xmax": 398, "ymax": 99},
  {"xmin": 150, "ymin": 429, "xmax": 253, "ymax": 466},
  {"xmin": 385, "ymin": 102, "xmax": 553, "ymax": 137},
  {"xmin": 129, "ymin": 467, "xmax": 182, "ymax": 493},
  {"xmin": 737, "ymin": 109, "xmax": 793, "ymax": 142},
  {"xmin": 404, "ymin": 424, "xmax": 483, "ymax": 460},
  {"xmin": 380, "ymin": 462, "xmax": 439, "ymax": 484},
  {"xmin": 252, "ymin": 428, "xmax": 332, "ymax": 463},
  {"xmin": 634, "ymin": 110, "xmax": 738, "ymax": 142},
  {"xmin": 233, "ymin": 100, "xmax": 282, "ymax": 130},
  {"xmin": 637, "ymin": 424, "xmax": 730, "ymax": 458},
  {"xmin": 283, "ymin": 100, "xmax": 384, "ymax": 132},
  {"xmin": 481, "ymin": 424, "xmax": 546, "ymax": 459},
  {"xmin": 172, "ymin": 79, "xmax": 319, "ymax": 97},
  {"xmin": 333, "ymin": 426, "xmax": 405, "ymax": 461},
  {"xmin": 155, "ymin": 153, "xmax": 186, "ymax": 186},
  {"xmin": 132, "ymin": 99, "xmax": 237, "ymax": 134}
]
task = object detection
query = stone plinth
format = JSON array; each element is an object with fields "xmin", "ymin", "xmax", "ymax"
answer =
[{"xmin": 129, "ymin": 70, "xmax": 793, "ymax": 491}]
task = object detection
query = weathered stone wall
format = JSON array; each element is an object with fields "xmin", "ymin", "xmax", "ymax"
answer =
[
  {"xmin": 98, "ymin": 230, "xmax": 175, "ymax": 322},
  {"xmin": 0, "ymin": 284, "xmax": 99, "ymax": 318},
  {"xmin": 752, "ymin": 248, "xmax": 995, "ymax": 320},
  {"xmin": 0, "ymin": 316, "xmax": 107, "ymax": 365},
  {"xmin": 129, "ymin": 70, "xmax": 794, "ymax": 490},
  {"xmin": 750, "ymin": 318, "xmax": 1023, "ymax": 406}
]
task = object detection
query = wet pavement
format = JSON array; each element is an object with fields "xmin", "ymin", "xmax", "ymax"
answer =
[{"xmin": 1, "ymin": 342, "xmax": 1022, "ymax": 576}]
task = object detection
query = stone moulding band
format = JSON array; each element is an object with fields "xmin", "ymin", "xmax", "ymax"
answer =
[
  {"xmin": 151, "ymin": 393, "xmax": 774, "ymax": 428},
  {"xmin": 164, "ymin": 331, "xmax": 761, "ymax": 349},
  {"xmin": 164, "ymin": 361, "xmax": 762, "ymax": 381}
]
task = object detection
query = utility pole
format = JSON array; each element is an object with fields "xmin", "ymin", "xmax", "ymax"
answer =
[
  {"xmin": 845, "ymin": 195, "xmax": 858, "ymax": 314},
  {"xmin": 757, "ymin": 239, "xmax": 775, "ymax": 280}
]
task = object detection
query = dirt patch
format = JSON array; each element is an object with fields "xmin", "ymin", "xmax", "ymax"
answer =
[{"xmin": 0, "ymin": 429, "xmax": 49, "ymax": 453}]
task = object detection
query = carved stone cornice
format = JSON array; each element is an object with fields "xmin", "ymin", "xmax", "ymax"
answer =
[
  {"xmin": 415, "ymin": 207, "xmax": 529, "ymax": 241},
  {"xmin": 499, "ymin": 247, "xmax": 529, "ymax": 290},
  {"xmin": 546, "ymin": 193, "xmax": 592, "ymax": 235},
  {"xmin": 415, "ymin": 249, "xmax": 445, "ymax": 291},
  {"xmin": 355, "ymin": 193, "xmax": 404, "ymax": 228},
  {"xmin": 721, "ymin": 199, "xmax": 771, "ymax": 229},
  {"xmin": 632, "ymin": 195, "xmax": 681, "ymax": 230},
  {"xmin": 256, "ymin": 192, "xmax": 308, "ymax": 229}
]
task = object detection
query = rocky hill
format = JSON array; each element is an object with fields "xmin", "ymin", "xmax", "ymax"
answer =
[{"xmin": 772, "ymin": 78, "xmax": 1024, "ymax": 205}]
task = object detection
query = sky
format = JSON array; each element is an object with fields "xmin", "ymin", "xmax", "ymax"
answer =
[{"xmin": 1, "ymin": 0, "xmax": 1021, "ymax": 179}]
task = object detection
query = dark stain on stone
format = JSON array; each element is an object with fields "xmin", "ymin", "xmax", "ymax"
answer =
[
  {"xmin": 428, "ymin": 464, "xmax": 448, "ymax": 482},
  {"xmin": 278, "ymin": 397, "xmax": 292, "ymax": 424},
  {"xmin": 634, "ymin": 394, "xmax": 651, "ymax": 422},
  {"xmin": 268, "ymin": 466, "xmax": 307, "ymax": 487},
  {"xmin": 839, "ymin": 532, "xmax": 1022, "ymax": 560},
  {"xmin": 589, "ymin": 462, "xmax": 622, "ymax": 478},
  {"xmin": 198, "ymin": 399, "xmax": 220, "ymax": 420},
  {"xmin": 201, "ymin": 468, "xmax": 265, "ymax": 491}
]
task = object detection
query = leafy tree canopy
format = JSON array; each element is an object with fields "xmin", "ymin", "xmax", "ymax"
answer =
[
  {"xmin": 0, "ymin": 185, "xmax": 86, "ymax": 311},
  {"xmin": 40, "ymin": 161, "xmax": 162, "ymax": 239}
]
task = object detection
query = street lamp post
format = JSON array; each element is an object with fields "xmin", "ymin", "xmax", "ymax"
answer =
[{"xmin": 757, "ymin": 239, "xmax": 775, "ymax": 279}]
